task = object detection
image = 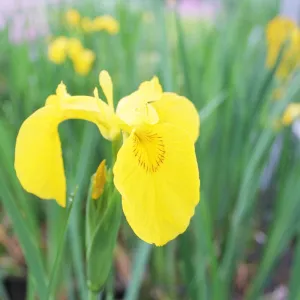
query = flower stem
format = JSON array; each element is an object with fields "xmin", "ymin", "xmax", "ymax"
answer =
[
  {"xmin": 111, "ymin": 135, "xmax": 122, "ymax": 165},
  {"xmin": 88, "ymin": 290, "xmax": 99, "ymax": 300}
]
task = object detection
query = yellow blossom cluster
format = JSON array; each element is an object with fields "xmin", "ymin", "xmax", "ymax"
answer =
[
  {"xmin": 282, "ymin": 103, "xmax": 300, "ymax": 126},
  {"xmin": 266, "ymin": 16, "xmax": 300, "ymax": 80},
  {"xmin": 48, "ymin": 37, "xmax": 95, "ymax": 76},
  {"xmin": 65, "ymin": 8, "xmax": 119, "ymax": 35}
]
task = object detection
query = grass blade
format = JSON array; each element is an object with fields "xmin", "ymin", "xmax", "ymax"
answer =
[{"xmin": 124, "ymin": 242, "xmax": 152, "ymax": 300}]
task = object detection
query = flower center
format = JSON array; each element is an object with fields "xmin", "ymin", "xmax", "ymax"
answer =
[{"xmin": 132, "ymin": 130, "xmax": 166, "ymax": 173}]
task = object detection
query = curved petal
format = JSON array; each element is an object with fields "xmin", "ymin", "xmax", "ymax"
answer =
[
  {"xmin": 56, "ymin": 95, "xmax": 119, "ymax": 140},
  {"xmin": 47, "ymin": 85, "xmax": 119, "ymax": 140},
  {"xmin": 15, "ymin": 106, "xmax": 66, "ymax": 206},
  {"xmin": 113, "ymin": 123, "xmax": 200, "ymax": 245},
  {"xmin": 15, "ymin": 85, "xmax": 119, "ymax": 206},
  {"xmin": 152, "ymin": 93, "xmax": 200, "ymax": 143}
]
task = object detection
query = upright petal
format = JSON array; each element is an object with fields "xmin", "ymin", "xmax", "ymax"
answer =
[
  {"xmin": 113, "ymin": 123, "xmax": 200, "ymax": 245},
  {"xmin": 15, "ymin": 106, "xmax": 66, "ymax": 206},
  {"xmin": 138, "ymin": 76, "xmax": 163, "ymax": 103},
  {"xmin": 152, "ymin": 93, "xmax": 200, "ymax": 143},
  {"xmin": 116, "ymin": 91, "xmax": 159, "ymax": 126},
  {"xmin": 99, "ymin": 71, "xmax": 114, "ymax": 108}
]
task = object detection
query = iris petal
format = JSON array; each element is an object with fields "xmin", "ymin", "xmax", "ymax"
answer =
[
  {"xmin": 99, "ymin": 71, "xmax": 114, "ymax": 108},
  {"xmin": 116, "ymin": 91, "xmax": 159, "ymax": 126},
  {"xmin": 138, "ymin": 76, "xmax": 163, "ymax": 103},
  {"xmin": 152, "ymin": 93, "xmax": 200, "ymax": 143},
  {"xmin": 15, "ymin": 88, "xmax": 117, "ymax": 206},
  {"xmin": 113, "ymin": 123, "xmax": 200, "ymax": 246},
  {"xmin": 15, "ymin": 106, "xmax": 66, "ymax": 206}
]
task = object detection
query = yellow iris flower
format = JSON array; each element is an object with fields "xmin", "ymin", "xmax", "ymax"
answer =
[
  {"xmin": 266, "ymin": 16, "xmax": 300, "ymax": 79},
  {"xmin": 48, "ymin": 36, "xmax": 69, "ymax": 64},
  {"xmin": 282, "ymin": 103, "xmax": 300, "ymax": 125},
  {"xmin": 65, "ymin": 9, "xmax": 81, "ymax": 27},
  {"xmin": 81, "ymin": 17, "xmax": 94, "ymax": 33},
  {"xmin": 66, "ymin": 38, "xmax": 83, "ymax": 60},
  {"xmin": 92, "ymin": 16, "xmax": 119, "ymax": 34},
  {"xmin": 72, "ymin": 48, "xmax": 96, "ymax": 76},
  {"xmin": 15, "ymin": 71, "xmax": 200, "ymax": 246},
  {"xmin": 81, "ymin": 15, "xmax": 119, "ymax": 34},
  {"xmin": 47, "ymin": 37, "xmax": 95, "ymax": 75}
]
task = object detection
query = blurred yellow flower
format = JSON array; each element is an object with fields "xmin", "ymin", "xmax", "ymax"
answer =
[
  {"xmin": 92, "ymin": 15, "xmax": 119, "ymax": 34},
  {"xmin": 65, "ymin": 9, "xmax": 81, "ymax": 27},
  {"xmin": 92, "ymin": 160, "xmax": 106, "ymax": 200},
  {"xmin": 72, "ymin": 48, "xmax": 95, "ymax": 76},
  {"xmin": 266, "ymin": 16, "xmax": 300, "ymax": 79},
  {"xmin": 66, "ymin": 38, "xmax": 83, "ymax": 60},
  {"xmin": 282, "ymin": 103, "xmax": 300, "ymax": 125},
  {"xmin": 48, "ymin": 36, "xmax": 68, "ymax": 64},
  {"xmin": 15, "ymin": 72, "xmax": 200, "ymax": 246},
  {"xmin": 81, "ymin": 17, "xmax": 94, "ymax": 33}
]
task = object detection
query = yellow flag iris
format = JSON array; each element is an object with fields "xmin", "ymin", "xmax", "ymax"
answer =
[
  {"xmin": 282, "ymin": 103, "xmax": 300, "ymax": 125},
  {"xmin": 48, "ymin": 36, "xmax": 69, "ymax": 64},
  {"xmin": 266, "ymin": 16, "xmax": 300, "ymax": 79},
  {"xmin": 65, "ymin": 9, "xmax": 81, "ymax": 27},
  {"xmin": 14, "ymin": 71, "xmax": 200, "ymax": 246},
  {"xmin": 92, "ymin": 16, "xmax": 119, "ymax": 34},
  {"xmin": 72, "ymin": 48, "xmax": 96, "ymax": 76}
]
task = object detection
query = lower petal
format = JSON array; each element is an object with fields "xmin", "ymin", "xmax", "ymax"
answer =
[{"xmin": 113, "ymin": 123, "xmax": 200, "ymax": 246}]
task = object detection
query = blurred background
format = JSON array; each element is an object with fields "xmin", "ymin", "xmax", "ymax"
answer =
[{"xmin": 1, "ymin": 0, "xmax": 300, "ymax": 299}]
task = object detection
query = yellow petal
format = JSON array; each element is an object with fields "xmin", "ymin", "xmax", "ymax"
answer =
[
  {"xmin": 116, "ymin": 91, "xmax": 159, "ymax": 126},
  {"xmin": 266, "ymin": 16, "xmax": 300, "ymax": 78},
  {"xmin": 15, "ymin": 106, "xmax": 66, "ymax": 206},
  {"xmin": 67, "ymin": 38, "xmax": 83, "ymax": 60},
  {"xmin": 92, "ymin": 15, "xmax": 119, "ymax": 34},
  {"xmin": 93, "ymin": 88, "xmax": 120, "ymax": 140},
  {"xmin": 113, "ymin": 123, "xmax": 200, "ymax": 246},
  {"xmin": 73, "ymin": 49, "xmax": 95, "ymax": 76},
  {"xmin": 15, "ymin": 84, "xmax": 119, "ymax": 206},
  {"xmin": 138, "ymin": 76, "xmax": 163, "ymax": 103},
  {"xmin": 282, "ymin": 103, "xmax": 300, "ymax": 125},
  {"xmin": 47, "ymin": 36, "xmax": 68, "ymax": 64},
  {"xmin": 99, "ymin": 71, "xmax": 114, "ymax": 108},
  {"xmin": 65, "ymin": 9, "xmax": 81, "ymax": 26},
  {"xmin": 152, "ymin": 92, "xmax": 200, "ymax": 143},
  {"xmin": 92, "ymin": 160, "xmax": 106, "ymax": 200},
  {"xmin": 81, "ymin": 17, "xmax": 94, "ymax": 33}
]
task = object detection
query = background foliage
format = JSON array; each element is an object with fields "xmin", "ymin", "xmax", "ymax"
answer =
[{"xmin": 1, "ymin": 0, "xmax": 300, "ymax": 299}]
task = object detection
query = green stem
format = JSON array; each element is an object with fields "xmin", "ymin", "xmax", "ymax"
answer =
[
  {"xmin": 111, "ymin": 136, "xmax": 122, "ymax": 166},
  {"xmin": 88, "ymin": 290, "xmax": 99, "ymax": 300}
]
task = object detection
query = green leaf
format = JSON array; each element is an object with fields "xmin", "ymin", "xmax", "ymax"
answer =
[
  {"xmin": 0, "ymin": 173, "xmax": 48, "ymax": 299},
  {"xmin": 124, "ymin": 242, "xmax": 152, "ymax": 300}
]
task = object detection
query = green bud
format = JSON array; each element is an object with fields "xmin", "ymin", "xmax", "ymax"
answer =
[{"xmin": 86, "ymin": 171, "xmax": 122, "ymax": 293}]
